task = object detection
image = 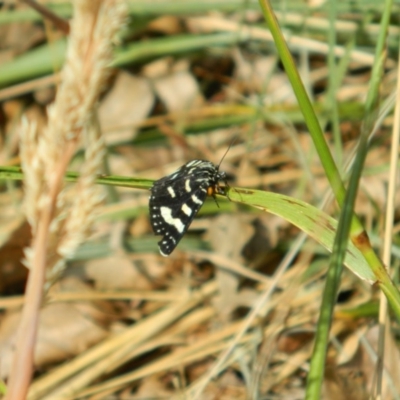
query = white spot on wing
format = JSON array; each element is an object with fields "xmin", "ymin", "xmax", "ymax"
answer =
[
  {"xmin": 167, "ymin": 187, "xmax": 176, "ymax": 198},
  {"xmin": 160, "ymin": 249, "xmax": 168, "ymax": 257},
  {"xmin": 185, "ymin": 179, "xmax": 191, "ymax": 192},
  {"xmin": 181, "ymin": 203, "xmax": 192, "ymax": 216},
  {"xmin": 191, "ymin": 194, "xmax": 203, "ymax": 205},
  {"xmin": 186, "ymin": 160, "xmax": 201, "ymax": 167},
  {"xmin": 160, "ymin": 207, "xmax": 185, "ymax": 233}
]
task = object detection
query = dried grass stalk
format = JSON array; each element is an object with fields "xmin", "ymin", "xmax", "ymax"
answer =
[
  {"xmin": 21, "ymin": 0, "xmax": 127, "ymax": 278},
  {"xmin": 6, "ymin": 1, "xmax": 128, "ymax": 398}
]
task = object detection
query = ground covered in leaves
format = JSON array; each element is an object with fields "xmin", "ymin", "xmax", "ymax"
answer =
[{"xmin": 0, "ymin": 1, "xmax": 399, "ymax": 399}]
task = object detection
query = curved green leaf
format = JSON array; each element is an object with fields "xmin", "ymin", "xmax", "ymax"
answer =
[{"xmin": 227, "ymin": 187, "xmax": 376, "ymax": 283}]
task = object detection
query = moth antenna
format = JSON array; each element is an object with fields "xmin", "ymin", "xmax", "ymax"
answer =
[{"xmin": 216, "ymin": 136, "xmax": 238, "ymax": 171}]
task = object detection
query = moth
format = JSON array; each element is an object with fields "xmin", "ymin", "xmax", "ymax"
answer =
[{"xmin": 149, "ymin": 159, "xmax": 228, "ymax": 256}]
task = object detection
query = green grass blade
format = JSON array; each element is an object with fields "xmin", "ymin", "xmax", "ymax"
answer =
[
  {"xmin": 112, "ymin": 33, "xmax": 248, "ymax": 67},
  {"xmin": 0, "ymin": 40, "xmax": 66, "ymax": 87},
  {"xmin": 306, "ymin": 0, "xmax": 394, "ymax": 397},
  {"xmin": 258, "ymin": 0, "xmax": 349, "ymax": 207},
  {"xmin": 0, "ymin": 166, "xmax": 153, "ymax": 190},
  {"xmin": 0, "ymin": 33, "xmax": 250, "ymax": 88}
]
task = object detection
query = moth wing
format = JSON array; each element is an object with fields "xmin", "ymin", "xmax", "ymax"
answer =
[{"xmin": 150, "ymin": 174, "xmax": 209, "ymax": 256}]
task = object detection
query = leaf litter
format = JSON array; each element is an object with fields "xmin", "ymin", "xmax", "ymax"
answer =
[{"xmin": 0, "ymin": 2, "xmax": 398, "ymax": 399}]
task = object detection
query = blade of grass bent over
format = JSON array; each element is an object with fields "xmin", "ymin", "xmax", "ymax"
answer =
[{"xmin": 227, "ymin": 188, "xmax": 374, "ymax": 282}]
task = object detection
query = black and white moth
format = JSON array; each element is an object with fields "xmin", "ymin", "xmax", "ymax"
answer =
[{"xmin": 149, "ymin": 160, "xmax": 227, "ymax": 256}]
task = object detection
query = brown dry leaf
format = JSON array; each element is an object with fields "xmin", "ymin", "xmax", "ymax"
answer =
[
  {"xmin": 356, "ymin": 145, "xmax": 394, "ymax": 215},
  {"xmin": 106, "ymin": 153, "xmax": 139, "ymax": 177},
  {"xmin": 235, "ymin": 158, "xmax": 260, "ymax": 187},
  {"xmin": 9, "ymin": 304, "xmax": 107, "ymax": 372},
  {"xmin": 152, "ymin": 66, "xmax": 203, "ymax": 112},
  {"xmin": 359, "ymin": 174, "xmax": 399, "ymax": 217},
  {"xmin": 99, "ymin": 71, "xmax": 154, "ymax": 144},
  {"xmin": 258, "ymin": 214, "xmax": 289, "ymax": 250},
  {"xmin": 85, "ymin": 252, "xmax": 164, "ymax": 291},
  {"xmin": 232, "ymin": 50, "xmax": 276, "ymax": 92},
  {"xmin": 207, "ymin": 215, "xmax": 253, "ymax": 261},
  {"xmin": 336, "ymin": 328, "xmax": 363, "ymax": 365},
  {"xmin": 85, "ymin": 253, "xmax": 145, "ymax": 290},
  {"xmin": 0, "ymin": 277, "xmax": 111, "ymax": 379},
  {"xmin": 0, "ymin": 191, "xmax": 25, "ymax": 248},
  {"xmin": 33, "ymin": 86, "xmax": 56, "ymax": 106},
  {"xmin": 142, "ymin": 57, "xmax": 172, "ymax": 78},
  {"xmin": 147, "ymin": 16, "xmax": 183, "ymax": 35},
  {"xmin": 1, "ymin": 99, "xmax": 25, "ymax": 161},
  {"xmin": 233, "ymin": 50, "xmax": 296, "ymax": 105},
  {"xmin": 277, "ymin": 331, "xmax": 315, "ymax": 354},
  {"xmin": 0, "ymin": 218, "xmax": 29, "ymax": 293},
  {"xmin": 135, "ymin": 375, "xmax": 173, "ymax": 398},
  {"xmin": 201, "ymin": 370, "xmax": 247, "ymax": 400},
  {"xmin": 323, "ymin": 364, "xmax": 368, "ymax": 400},
  {"xmin": 207, "ymin": 214, "xmax": 254, "ymax": 316},
  {"xmin": 129, "ymin": 213, "xmax": 150, "ymax": 238},
  {"xmin": 322, "ymin": 327, "xmax": 369, "ymax": 400},
  {"xmin": 0, "ymin": 16, "xmax": 45, "ymax": 55}
]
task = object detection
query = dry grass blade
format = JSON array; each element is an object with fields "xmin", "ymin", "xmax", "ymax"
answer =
[
  {"xmin": 6, "ymin": 1, "xmax": 128, "ymax": 398},
  {"xmin": 28, "ymin": 281, "xmax": 218, "ymax": 399},
  {"xmin": 376, "ymin": 40, "xmax": 400, "ymax": 397},
  {"xmin": 21, "ymin": 0, "xmax": 127, "ymax": 279}
]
